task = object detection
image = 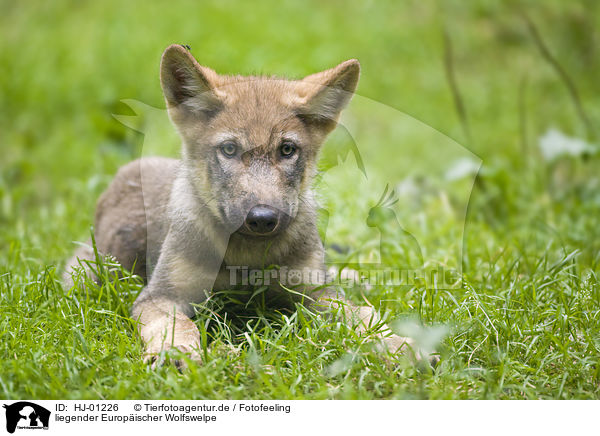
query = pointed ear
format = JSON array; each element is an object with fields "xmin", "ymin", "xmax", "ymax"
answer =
[
  {"xmin": 160, "ymin": 44, "xmax": 224, "ymax": 118},
  {"xmin": 294, "ymin": 59, "xmax": 360, "ymax": 130}
]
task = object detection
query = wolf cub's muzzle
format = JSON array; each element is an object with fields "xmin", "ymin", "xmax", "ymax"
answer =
[{"xmin": 239, "ymin": 204, "xmax": 290, "ymax": 237}]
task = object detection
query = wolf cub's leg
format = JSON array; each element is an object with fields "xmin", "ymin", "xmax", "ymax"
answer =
[
  {"xmin": 131, "ymin": 228, "xmax": 224, "ymax": 368},
  {"xmin": 132, "ymin": 296, "xmax": 202, "ymax": 368},
  {"xmin": 62, "ymin": 240, "xmax": 99, "ymax": 288},
  {"xmin": 313, "ymin": 288, "xmax": 436, "ymax": 364}
]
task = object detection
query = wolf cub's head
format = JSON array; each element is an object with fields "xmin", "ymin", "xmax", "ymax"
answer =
[{"xmin": 160, "ymin": 45, "xmax": 359, "ymax": 237}]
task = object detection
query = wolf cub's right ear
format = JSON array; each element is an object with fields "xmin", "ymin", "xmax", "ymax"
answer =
[{"xmin": 160, "ymin": 44, "xmax": 224, "ymax": 119}]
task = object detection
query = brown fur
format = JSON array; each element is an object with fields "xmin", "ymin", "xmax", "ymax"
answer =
[{"xmin": 64, "ymin": 45, "xmax": 429, "ymax": 367}]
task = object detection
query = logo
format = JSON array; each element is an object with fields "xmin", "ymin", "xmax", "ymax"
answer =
[{"xmin": 2, "ymin": 402, "xmax": 50, "ymax": 434}]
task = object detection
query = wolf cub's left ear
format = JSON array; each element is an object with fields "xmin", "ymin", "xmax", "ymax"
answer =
[
  {"xmin": 294, "ymin": 59, "xmax": 360, "ymax": 130},
  {"xmin": 160, "ymin": 44, "xmax": 224, "ymax": 119}
]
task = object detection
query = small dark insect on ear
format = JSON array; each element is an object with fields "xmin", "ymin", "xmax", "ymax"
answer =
[{"xmin": 180, "ymin": 44, "xmax": 191, "ymax": 51}]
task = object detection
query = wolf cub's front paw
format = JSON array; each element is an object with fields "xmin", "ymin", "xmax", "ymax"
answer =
[
  {"xmin": 141, "ymin": 317, "xmax": 202, "ymax": 370},
  {"xmin": 380, "ymin": 334, "xmax": 440, "ymax": 368},
  {"xmin": 144, "ymin": 340, "xmax": 203, "ymax": 371},
  {"xmin": 144, "ymin": 346, "xmax": 202, "ymax": 371}
]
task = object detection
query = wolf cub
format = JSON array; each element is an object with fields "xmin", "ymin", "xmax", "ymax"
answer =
[{"xmin": 65, "ymin": 45, "xmax": 426, "ymax": 367}]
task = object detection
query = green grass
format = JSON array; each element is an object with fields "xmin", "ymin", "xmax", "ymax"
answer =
[{"xmin": 1, "ymin": 0, "xmax": 600, "ymax": 399}]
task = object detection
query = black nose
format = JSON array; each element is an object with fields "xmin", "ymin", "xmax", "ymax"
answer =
[{"xmin": 244, "ymin": 205, "xmax": 280, "ymax": 235}]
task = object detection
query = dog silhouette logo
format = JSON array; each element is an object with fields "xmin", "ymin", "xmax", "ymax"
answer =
[{"xmin": 2, "ymin": 402, "xmax": 50, "ymax": 433}]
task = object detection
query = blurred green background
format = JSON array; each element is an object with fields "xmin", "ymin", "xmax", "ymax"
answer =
[
  {"xmin": 2, "ymin": 0, "xmax": 598, "ymax": 263},
  {"xmin": 1, "ymin": 0, "xmax": 599, "ymax": 398}
]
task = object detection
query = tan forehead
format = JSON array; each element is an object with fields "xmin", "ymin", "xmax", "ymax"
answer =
[
  {"xmin": 209, "ymin": 77, "xmax": 307, "ymax": 145},
  {"xmin": 215, "ymin": 77, "xmax": 299, "ymax": 112}
]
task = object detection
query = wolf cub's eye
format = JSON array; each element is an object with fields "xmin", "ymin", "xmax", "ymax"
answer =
[
  {"xmin": 280, "ymin": 141, "xmax": 297, "ymax": 158},
  {"xmin": 220, "ymin": 141, "xmax": 238, "ymax": 158}
]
